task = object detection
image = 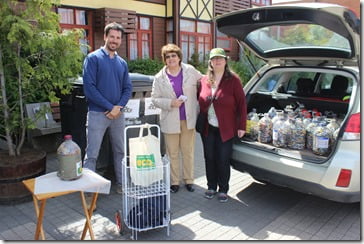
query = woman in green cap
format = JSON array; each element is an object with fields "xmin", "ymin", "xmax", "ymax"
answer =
[{"xmin": 197, "ymin": 48, "xmax": 247, "ymax": 203}]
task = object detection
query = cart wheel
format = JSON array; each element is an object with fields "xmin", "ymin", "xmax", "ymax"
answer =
[{"xmin": 115, "ymin": 210, "xmax": 123, "ymax": 235}]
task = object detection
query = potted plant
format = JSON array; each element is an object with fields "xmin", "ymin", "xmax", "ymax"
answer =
[{"xmin": 0, "ymin": 0, "xmax": 84, "ymax": 204}]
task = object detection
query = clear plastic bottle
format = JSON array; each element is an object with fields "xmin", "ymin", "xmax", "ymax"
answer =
[
  {"xmin": 250, "ymin": 112, "xmax": 260, "ymax": 141},
  {"xmin": 57, "ymin": 134, "xmax": 83, "ymax": 180},
  {"xmin": 267, "ymin": 107, "xmax": 277, "ymax": 119},
  {"xmin": 333, "ymin": 127, "xmax": 340, "ymax": 141},
  {"xmin": 284, "ymin": 105, "xmax": 295, "ymax": 121},
  {"xmin": 306, "ymin": 115, "xmax": 321, "ymax": 151},
  {"xmin": 312, "ymin": 122, "xmax": 331, "ymax": 156},
  {"xmin": 271, "ymin": 109, "xmax": 284, "ymax": 125},
  {"xmin": 282, "ymin": 112, "xmax": 294, "ymax": 148},
  {"xmin": 258, "ymin": 113, "xmax": 272, "ymax": 143},
  {"xmin": 272, "ymin": 110, "xmax": 287, "ymax": 148},
  {"xmin": 294, "ymin": 102, "xmax": 305, "ymax": 118},
  {"xmin": 289, "ymin": 117, "xmax": 306, "ymax": 150},
  {"xmin": 246, "ymin": 108, "xmax": 257, "ymax": 138},
  {"xmin": 302, "ymin": 111, "xmax": 312, "ymax": 128},
  {"xmin": 326, "ymin": 115, "xmax": 340, "ymax": 150},
  {"xmin": 326, "ymin": 116, "xmax": 340, "ymax": 133}
]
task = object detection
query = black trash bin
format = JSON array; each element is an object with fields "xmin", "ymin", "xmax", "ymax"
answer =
[
  {"xmin": 59, "ymin": 73, "xmax": 165, "ymax": 177},
  {"xmin": 59, "ymin": 77, "xmax": 88, "ymax": 159}
]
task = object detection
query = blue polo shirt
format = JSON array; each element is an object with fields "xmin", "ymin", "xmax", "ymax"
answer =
[{"xmin": 82, "ymin": 48, "xmax": 132, "ymax": 112}]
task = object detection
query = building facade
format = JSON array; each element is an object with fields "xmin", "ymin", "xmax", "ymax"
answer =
[{"xmin": 57, "ymin": 0, "xmax": 257, "ymax": 62}]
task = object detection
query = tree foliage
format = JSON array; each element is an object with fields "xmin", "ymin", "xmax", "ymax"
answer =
[
  {"xmin": 187, "ymin": 51, "xmax": 208, "ymax": 74},
  {"xmin": 0, "ymin": 0, "xmax": 84, "ymax": 156},
  {"xmin": 229, "ymin": 47, "xmax": 265, "ymax": 86}
]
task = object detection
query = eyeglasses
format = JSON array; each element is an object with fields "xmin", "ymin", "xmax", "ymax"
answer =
[{"xmin": 165, "ymin": 54, "xmax": 177, "ymax": 59}]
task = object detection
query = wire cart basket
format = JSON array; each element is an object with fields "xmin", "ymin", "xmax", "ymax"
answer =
[{"xmin": 115, "ymin": 124, "xmax": 170, "ymax": 240}]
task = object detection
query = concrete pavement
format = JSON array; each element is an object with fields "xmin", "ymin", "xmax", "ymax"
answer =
[{"xmin": 0, "ymin": 135, "xmax": 360, "ymax": 240}]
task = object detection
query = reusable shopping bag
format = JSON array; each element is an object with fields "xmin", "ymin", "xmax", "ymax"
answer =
[{"xmin": 129, "ymin": 125, "xmax": 163, "ymax": 186}]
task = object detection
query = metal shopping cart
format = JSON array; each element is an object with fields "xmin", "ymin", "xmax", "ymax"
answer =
[{"xmin": 115, "ymin": 124, "xmax": 170, "ymax": 240}]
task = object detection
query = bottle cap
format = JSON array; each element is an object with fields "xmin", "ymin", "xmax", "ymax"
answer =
[{"xmin": 64, "ymin": 135, "xmax": 72, "ymax": 140}]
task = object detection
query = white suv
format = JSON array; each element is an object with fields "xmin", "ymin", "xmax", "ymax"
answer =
[{"xmin": 216, "ymin": 3, "xmax": 360, "ymax": 203}]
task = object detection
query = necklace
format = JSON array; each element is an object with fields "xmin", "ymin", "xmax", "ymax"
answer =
[
  {"xmin": 211, "ymin": 75, "xmax": 222, "ymax": 88},
  {"xmin": 211, "ymin": 81, "xmax": 218, "ymax": 88}
]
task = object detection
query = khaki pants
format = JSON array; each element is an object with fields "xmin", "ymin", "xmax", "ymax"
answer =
[{"xmin": 164, "ymin": 120, "xmax": 195, "ymax": 185}]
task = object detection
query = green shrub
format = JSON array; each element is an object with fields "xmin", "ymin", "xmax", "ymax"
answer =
[
  {"xmin": 229, "ymin": 48, "xmax": 266, "ymax": 86},
  {"xmin": 126, "ymin": 48, "xmax": 265, "ymax": 87},
  {"xmin": 127, "ymin": 58, "xmax": 164, "ymax": 75},
  {"xmin": 187, "ymin": 52, "xmax": 208, "ymax": 74}
]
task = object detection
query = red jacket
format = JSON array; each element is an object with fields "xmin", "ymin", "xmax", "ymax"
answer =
[{"xmin": 198, "ymin": 73, "xmax": 247, "ymax": 142}]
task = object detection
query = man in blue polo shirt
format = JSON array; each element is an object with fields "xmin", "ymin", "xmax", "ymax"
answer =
[{"xmin": 82, "ymin": 22, "xmax": 132, "ymax": 199}]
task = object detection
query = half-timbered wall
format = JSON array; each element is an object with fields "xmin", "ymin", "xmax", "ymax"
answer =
[
  {"xmin": 214, "ymin": 0, "xmax": 250, "ymax": 61},
  {"xmin": 93, "ymin": 8, "xmax": 136, "ymax": 58},
  {"xmin": 215, "ymin": 0, "xmax": 250, "ymax": 15},
  {"xmin": 152, "ymin": 17, "xmax": 166, "ymax": 60}
]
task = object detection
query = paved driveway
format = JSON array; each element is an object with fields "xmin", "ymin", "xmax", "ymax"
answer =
[{"xmin": 0, "ymin": 134, "xmax": 360, "ymax": 240}]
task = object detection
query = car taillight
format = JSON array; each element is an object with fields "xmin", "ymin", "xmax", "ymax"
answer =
[
  {"xmin": 336, "ymin": 169, "xmax": 352, "ymax": 187},
  {"xmin": 342, "ymin": 113, "xmax": 360, "ymax": 140}
]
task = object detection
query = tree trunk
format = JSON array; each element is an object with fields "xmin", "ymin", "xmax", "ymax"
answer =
[
  {"xmin": 16, "ymin": 45, "xmax": 25, "ymax": 156},
  {"xmin": 0, "ymin": 47, "xmax": 16, "ymax": 156}
]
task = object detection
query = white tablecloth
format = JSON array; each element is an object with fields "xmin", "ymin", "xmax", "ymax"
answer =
[{"xmin": 34, "ymin": 168, "xmax": 111, "ymax": 195}]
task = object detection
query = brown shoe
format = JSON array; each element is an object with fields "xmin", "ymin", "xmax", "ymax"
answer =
[
  {"xmin": 170, "ymin": 185, "xmax": 179, "ymax": 193},
  {"xmin": 185, "ymin": 184, "xmax": 195, "ymax": 192}
]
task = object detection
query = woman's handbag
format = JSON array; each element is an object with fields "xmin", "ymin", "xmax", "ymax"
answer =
[
  {"xmin": 195, "ymin": 112, "xmax": 207, "ymax": 134},
  {"xmin": 196, "ymin": 94, "xmax": 214, "ymax": 134},
  {"xmin": 129, "ymin": 125, "xmax": 163, "ymax": 186}
]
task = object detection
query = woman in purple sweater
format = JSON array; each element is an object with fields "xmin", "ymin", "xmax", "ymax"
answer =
[{"xmin": 152, "ymin": 44, "xmax": 202, "ymax": 194}]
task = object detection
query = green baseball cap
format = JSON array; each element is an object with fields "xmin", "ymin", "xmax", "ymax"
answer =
[{"xmin": 209, "ymin": 48, "xmax": 227, "ymax": 59}]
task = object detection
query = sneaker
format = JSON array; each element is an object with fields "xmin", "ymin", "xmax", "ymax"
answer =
[
  {"xmin": 218, "ymin": 192, "xmax": 228, "ymax": 203},
  {"xmin": 204, "ymin": 189, "xmax": 216, "ymax": 199},
  {"xmin": 170, "ymin": 185, "xmax": 179, "ymax": 193},
  {"xmin": 116, "ymin": 184, "xmax": 123, "ymax": 194},
  {"xmin": 85, "ymin": 193, "xmax": 97, "ymax": 211}
]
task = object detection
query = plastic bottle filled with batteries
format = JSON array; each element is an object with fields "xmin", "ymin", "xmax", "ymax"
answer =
[
  {"xmin": 326, "ymin": 114, "xmax": 340, "ymax": 150},
  {"xmin": 272, "ymin": 110, "xmax": 287, "ymax": 148},
  {"xmin": 312, "ymin": 121, "xmax": 331, "ymax": 156},
  {"xmin": 247, "ymin": 109, "xmax": 260, "ymax": 141},
  {"xmin": 289, "ymin": 117, "xmax": 306, "ymax": 150},
  {"xmin": 305, "ymin": 113, "xmax": 321, "ymax": 151},
  {"xmin": 258, "ymin": 113, "xmax": 272, "ymax": 144}
]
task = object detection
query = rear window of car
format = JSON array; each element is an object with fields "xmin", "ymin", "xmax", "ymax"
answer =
[{"xmin": 247, "ymin": 24, "xmax": 351, "ymax": 55}]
